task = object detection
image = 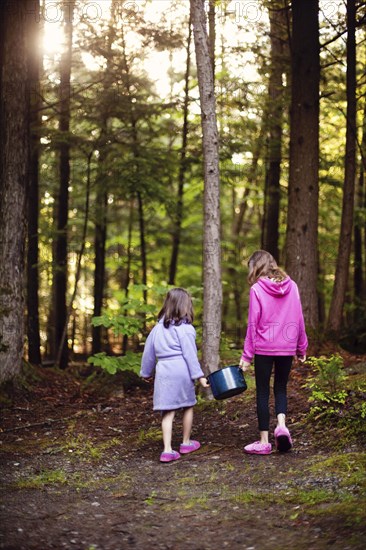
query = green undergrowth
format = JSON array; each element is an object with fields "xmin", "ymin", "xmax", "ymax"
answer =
[
  {"xmin": 16, "ymin": 468, "xmax": 132, "ymax": 491},
  {"xmin": 304, "ymin": 355, "xmax": 366, "ymax": 449},
  {"xmin": 309, "ymin": 452, "xmax": 366, "ymax": 490},
  {"xmin": 61, "ymin": 433, "xmax": 121, "ymax": 460}
]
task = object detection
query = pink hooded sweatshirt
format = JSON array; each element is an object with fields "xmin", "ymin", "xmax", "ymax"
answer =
[{"xmin": 241, "ymin": 276, "xmax": 308, "ymax": 363}]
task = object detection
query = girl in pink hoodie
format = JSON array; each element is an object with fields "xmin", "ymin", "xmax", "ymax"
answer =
[{"xmin": 239, "ymin": 250, "xmax": 307, "ymax": 455}]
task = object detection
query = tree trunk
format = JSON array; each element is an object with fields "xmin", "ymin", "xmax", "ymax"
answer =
[
  {"xmin": 208, "ymin": 0, "xmax": 216, "ymax": 78},
  {"xmin": 27, "ymin": 0, "xmax": 42, "ymax": 365},
  {"xmin": 92, "ymin": 189, "xmax": 107, "ymax": 354},
  {"xmin": 122, "ymin": 199, "xmax": 134, "ymax": 354},
  {"xmin": 353, "ymin": 93, "xmax": 366, "ymax": 311},
  {"xmin": 137, "ymin": 191, "xmax": 148, "ymax": 304},
  {"xmin": 190, "ymin": 0, "xmax": 222, "ymax": 374},
  {"xmin": 55, "ymin": 0, "xmax": 75, "ymax": 369},
  {"xmin": 0, "ymin": 1, "xmax": 29, "ymax": 382},
  {"xmin": 327, "ymin": 0, "xmax": 357, "ymax": 335},
  {"xmin": 261, "ymin": 2, "xmax": 288, "ymax": 262},
  {"xmin": 285, "ymin": 0, "xmax": 320, "ymax": 329},
  {"xmin": 57, "ymin": 151, "xmax": 92, "ymax": 366},
  {"xmin": 168, "ymin": 18, "xmax": 192, "ymax": 285},
  {"xmin": 92, "ymin": 2, "xmax": 118, "ymax": 354}
]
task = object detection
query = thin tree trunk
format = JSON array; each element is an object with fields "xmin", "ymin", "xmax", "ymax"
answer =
[
  {"xmin": 56, "ymin": 152, "xmax": 92, "ymax": 367},
  {"xmin": 120, "ymin": 23, "xmax": 148, "ymax": 305},
  {"xmin": 353, "ymin": 97, "xmax": 366, "ymax": 309},
  {"xmin": 122, "ymin": 199, "xmax": 134, "ymax": 354},
  {"xmin": 261, "ymin": 2, "xmax": 287, "ymax": 262},
  {"xmin": 169, "ymin": 18, "xmax": 192, "ymax": 285},
  {"xmin": 0, "ymin": 1, "xmax": 29, "ymax": 382},
  {"xmin": 92, "ymin": 2, "xmax": 118, "ymax": 354},
  {"xmin": 208, "ymin": 0, "xmax": 216, "ymax": 78},
  {"xmin": 285, "ymin": 0, "xmax": 320, "ymax": 329},
  {"xmin": 137, "ymin": 191, "xmax": 147, "ymax": 304},
  {"xmin": 191, "ymin": 0, "xmax": 222, "ymax": 374},
  {"xmin": 27, "ymin": 0, "xmax": 42, "ymax": 365},
  {"xmin": 327, "ymin": 0, "xmax": 357, "ymax": 335},
  {"xmin": 55, "ymin": 0, "xmax": 75, "ymax": 369},
  {"xmin": 92, "ymin": 189, "xmax": 107, "ymax": 354}
]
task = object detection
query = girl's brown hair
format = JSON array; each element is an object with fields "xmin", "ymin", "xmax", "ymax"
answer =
[
  {"xmin": 247, "ymin": 250, "xmax": 287, "ymax": 285},
  {"xmin": 158, "ymin": 288, "xmax": 194, "ymax": 328}
]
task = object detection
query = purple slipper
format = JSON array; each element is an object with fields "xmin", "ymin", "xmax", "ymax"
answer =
[
  {"xmin": 160, "ymin": 450, "xmax": 181, "ymax": 463},
  {"xmin": 244, "ymin": 441, "xmax": 272, "ymax": 455},
  {"xmin": 179, "ymin": 440, "xmax": 201, "ymax": 454},
  {"xmin": 274, "ymin": 426, "xmax": 292, "ymax": 452}
]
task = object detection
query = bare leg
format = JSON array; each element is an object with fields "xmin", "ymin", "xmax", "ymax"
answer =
[
  {"xmin": 277, "ymin": 413, "xmax": 286, "ymax": 428},
  {"xmin": 161, "ymin": 410, "xmax": 175, "ymax": 453},
  {"xmin": 259, "ymin": 430, "xmax": 269, "ymax": 444},
  {"xmin": 182, "ymin": 407, "xmax": 194, "ymax": 445}
]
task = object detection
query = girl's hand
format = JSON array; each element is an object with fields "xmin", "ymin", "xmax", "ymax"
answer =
[
  {"xmin": 199, "ymin": 377, "xmax": 210, "ymax": 388},
  {"xmin": 297, "ymin": 355, "xmax": 306, "ymax": 363},
  {"xmin": 239, "ymin": 358, "xmax": 250, "ymax": 372}
]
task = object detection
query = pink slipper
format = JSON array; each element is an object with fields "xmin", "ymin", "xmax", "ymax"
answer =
[
  {"xmin": 274, "ymin": 426, "xmax": 292, "ymax": 452},
  {"xmin": 179, "ymin": 440, "xmax": 201, "ymax": 454},
  {"xmin": 160, "ymin": 450, "xmax": 181, "ymax": 463},
  {"xmin": 244, "ymin": 441, "xmax": 272, "ymax": 455}
]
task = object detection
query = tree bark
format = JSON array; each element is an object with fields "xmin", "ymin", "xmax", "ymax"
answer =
[
  {"xmin": 208, "ymin": 0, "xmax": 216, "ymax": 78},
  {"xmin": 285, "ymin": 0, "xmax": 320, "ymax": 329},
  {"xmin": 56, "ymin": 151, "xmax": 92, "ymax": 367},
  {"xmin": 92, "ymin": 188, "xmax": 107, "ymax": 354},
  {"xmin": 27, "ymin": 0, "xmax": 42, "ymax": 365},
  {"xmin": 92, "ymin": 2, "xmax": 118, "ymax": 354},
  {"xmin": 55, "ymin": 0, "xmax": 75, "ymax": 369},
  {"xmin": 261, "ymin": 2, "xmax": 288, "ymax": 262},
  {"xmin": 327, "ymin": 0, "xmax": 357, "ymax": 335},
  {"xmin": 190, "ymin": 0, "xmax": 222, "ymax": 374},
  {"xmin": 0, "ymin": 1, "xmax": 29, "ymax": 382},
  {"xmin": 353, "ymin": 92, "xmax": 366, "ymax": 310},
  {"xmin": 168, "ymin": 18, "xmax": 192, "ymax": 285}
]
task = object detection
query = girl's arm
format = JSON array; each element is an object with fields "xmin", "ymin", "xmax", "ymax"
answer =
[
  {"xmin": 177, "ymin": 325, "xmax": 205, "ymax": 380},
  {"xmin": 241, "ymin": 287, "xmax": 261, "ymax": 364},
  {"xmin": 140, "ymin": 329, "xmax": 157, "ymax": 378}
]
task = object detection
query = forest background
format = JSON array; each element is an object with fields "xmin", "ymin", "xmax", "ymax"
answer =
[{"xmin": 0, "ymin": 0, "xmax": 366, "ymax": 383}]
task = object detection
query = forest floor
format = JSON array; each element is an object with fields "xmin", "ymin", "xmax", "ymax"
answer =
[{"xmin": 0, "ymin": 353, "xmax": 365, "ymax": 550}]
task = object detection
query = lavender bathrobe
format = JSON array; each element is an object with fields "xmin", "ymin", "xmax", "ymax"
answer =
[{"xmin": 140, "ymin": 319, "xmax": 204, "ymax": 411}]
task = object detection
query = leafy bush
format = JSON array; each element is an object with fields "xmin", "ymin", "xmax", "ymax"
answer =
[
  {"xmin": 88, "ymin": 351, "xmax": 141, "ymax": 375},
  {"xmin": 306, "ymin": 354, "xmax": 347, "ymax": 415},
  {"xmin": 304, "ymin": 355, "xmax": 366, "ymax": 446}
]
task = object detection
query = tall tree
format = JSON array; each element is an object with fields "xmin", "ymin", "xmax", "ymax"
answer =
[
  {"xmin": 327, "ymin": 0, "xmax": 357, "ymax": 335},
  {"xmin": 92, "ymin": 3, "xmax": 118, "ymax": 355},
  {"xmin": 27, "ymin": 0, "xmax": 42, "ymax": 365},
  {"xmin": 285, "ymin": 0, "xmax": 320, "ymax": 329},
  {"xmin": 54, "ymin": 0, "xmax": 75, "ymax": 368},
  {"xmin": 190, "ymin": 0, "xmax": 222, "ymax": 373},
  {"xmin": 0, "ymin": 1, "xmax": 29, "ymax": 382},
  {"xmin": 168, "ymin": 17, "xmax": 192, "ymax": 285},
  {"xmin": 261, "ymin": 1, "xmax": 288, "ymax": 261},
  {"xmin": 354, "ymin": 98, "xmax": 366, "ymax": 313}
]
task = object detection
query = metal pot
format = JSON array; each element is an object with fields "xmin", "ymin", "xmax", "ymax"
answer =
[{"xmin": 207, "ymin": 365, "xmax": 247, "ymax": 400}]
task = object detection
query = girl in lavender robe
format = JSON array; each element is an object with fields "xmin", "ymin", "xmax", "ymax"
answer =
[{"xmin": 140, "ymin": 288, "xmax": 209, "ymax": 463}]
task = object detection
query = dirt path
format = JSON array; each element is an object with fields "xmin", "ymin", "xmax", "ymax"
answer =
[{"xmin": 1, "ymin": 365, "xmax": 365, "ymax": 550}]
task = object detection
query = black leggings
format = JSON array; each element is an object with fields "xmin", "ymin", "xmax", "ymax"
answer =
[{"xmin": 254, "ymin": 354, "xmax": 293, "ymax": 431}]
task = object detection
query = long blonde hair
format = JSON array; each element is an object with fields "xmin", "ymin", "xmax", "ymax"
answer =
[{"xmin": 247, "ymin": 250, "xmax": 287, "ymax": 285}]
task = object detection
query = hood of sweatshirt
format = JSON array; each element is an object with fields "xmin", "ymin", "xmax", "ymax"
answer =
[{"xmin": 255, "ymin": 276, "xmax": 292, "ymax": 297}]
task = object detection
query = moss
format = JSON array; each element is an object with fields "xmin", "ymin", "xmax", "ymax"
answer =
[
  {"xmin": 16, "ymin": 468, "xmax": 68, "ymax": 489},
  {"xmin": 137, "ymin": 427, "xmax": 162, "ymax": 443},
  {"xmin": 309, "ymin": 452, "xmax": 366, "ymax": 490}
]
